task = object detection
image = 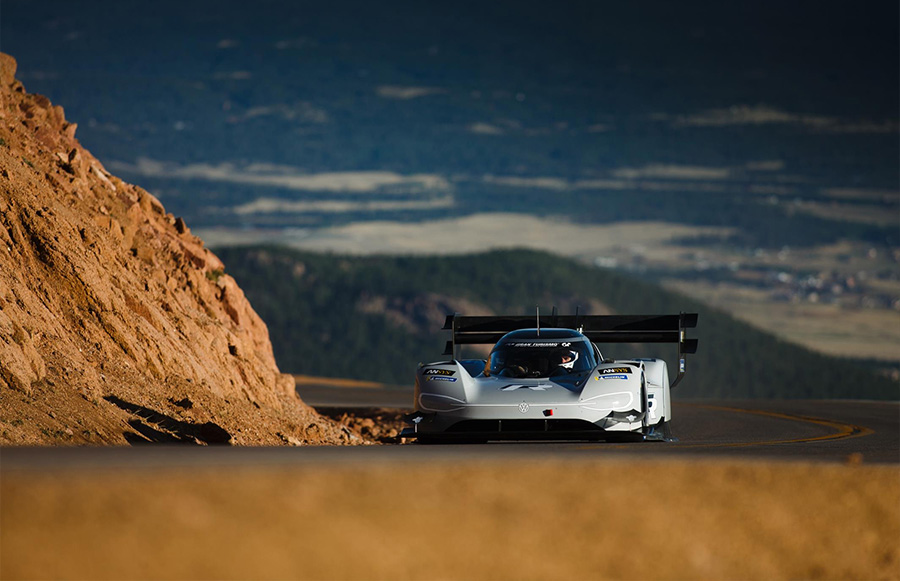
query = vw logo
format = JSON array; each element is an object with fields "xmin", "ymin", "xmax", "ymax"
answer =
[{"xmin": 518, "ymin": 402, "xmax": 530, "ymax": 414}]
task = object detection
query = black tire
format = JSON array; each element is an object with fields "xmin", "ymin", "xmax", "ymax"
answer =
[
  {"xmin": 415, "ymin": 435, "xmax": 487, "ymax": 445},
  {"xmin": 603, "ymin": 432, "xmax": 644, "ymax": 443}
]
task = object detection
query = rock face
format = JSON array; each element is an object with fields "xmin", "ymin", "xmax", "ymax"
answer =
[{"xmin": 0, "ymin": 53, "xmax": 351, "ymax": 445}]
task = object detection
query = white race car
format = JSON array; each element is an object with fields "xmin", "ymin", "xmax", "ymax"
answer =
[{"xmin": 402, "ymin": 312, "xmax": 698, "ymax": 443}]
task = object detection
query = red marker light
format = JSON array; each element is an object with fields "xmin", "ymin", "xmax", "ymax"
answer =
[{"xmin": 543, "ymin": 409, "xmax": 553, "ymax": 417}]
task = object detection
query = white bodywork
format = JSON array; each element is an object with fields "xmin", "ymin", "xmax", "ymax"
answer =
[{"xmin": 408, "ymin": 328, "xmax": 675, "ymax": 442}]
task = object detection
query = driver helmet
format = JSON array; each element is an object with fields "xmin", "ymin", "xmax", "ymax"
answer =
[{"xmin": 558, "ymin": 349, "xmax": 579, "ymax": 369}]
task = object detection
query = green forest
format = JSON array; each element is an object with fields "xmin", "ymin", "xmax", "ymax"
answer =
[{"xmin": 216, "ymin": 246, "xmax": 898, "ymax": 400}]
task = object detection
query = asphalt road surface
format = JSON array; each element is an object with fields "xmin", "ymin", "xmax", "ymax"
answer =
[
  {"xmin": 3, "ymin": 390, "xmax": 897, "ymax": 468},
  {"xmin": 298, "ymin": 384, "xmax": 898, "ymax": 463}
]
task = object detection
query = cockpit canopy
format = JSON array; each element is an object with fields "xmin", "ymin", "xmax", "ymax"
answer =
[{"xmin": 488, "ymin": 329, "xmax": 598, "ymax": 378}]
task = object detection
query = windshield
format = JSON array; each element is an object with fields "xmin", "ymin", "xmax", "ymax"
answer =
[{"xmin": 488, "ymin": 340, "xmax": 597, "ymax": 378}]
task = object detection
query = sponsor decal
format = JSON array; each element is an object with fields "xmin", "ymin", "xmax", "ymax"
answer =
[
  {"xmin": 598, "ymin": 367, "xmax": 632, "ymax": 374},
  {"xmin": 508, "ymin": 342, "xmax": 571, "ymax": 348},
  {"xmin": 501, "ymin": 384, "xmax": 552, "ymax": 391},
  {"xmin": 424, "ymin": 368, "xmax": 455, "ymax": 376},
  {"xmin": 428, "ymin": 376, "xmax": 458, "ymax": 382},
  {"xmin": 598, "ymin": 374, "xmax": 629, "ymax": 380}
]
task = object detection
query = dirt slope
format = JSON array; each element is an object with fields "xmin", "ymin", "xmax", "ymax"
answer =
[{"xmin": 0, "ymin": 53, "xmax": 351, "ymax": 445}]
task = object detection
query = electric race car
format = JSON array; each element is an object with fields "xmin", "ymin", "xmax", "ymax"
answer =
[{"xmin": 402, "ymin": 312, "xmax": 698, "ymax": 443}]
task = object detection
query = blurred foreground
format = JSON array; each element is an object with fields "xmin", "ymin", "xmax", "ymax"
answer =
[{"xmin": 2, "ymin": 454, "xmax": 897, "ymax": 580}]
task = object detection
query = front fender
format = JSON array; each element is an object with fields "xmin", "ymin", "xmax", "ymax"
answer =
[
  {"xmin": 415, "ymin": 361, "xmax": 472, "ymax": 411},
  {"xmin": 580, "ymin": 365, "xmax": 644, "ymax": 416}
]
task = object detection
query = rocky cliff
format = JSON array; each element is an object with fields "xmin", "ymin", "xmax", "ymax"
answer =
[{"xmin": 0, "ymin": 53, "xmax": 350, "ymax": 445}]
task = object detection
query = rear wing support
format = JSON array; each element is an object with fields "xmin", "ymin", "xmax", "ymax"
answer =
[{"xmin": 442, "ymin": 312, "xmax": 699, "ymax": 388}]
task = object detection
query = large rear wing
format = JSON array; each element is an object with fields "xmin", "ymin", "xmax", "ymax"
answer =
[{"xmin": 442, "ymin": 312, "xmax": 699, "ymax": 388}]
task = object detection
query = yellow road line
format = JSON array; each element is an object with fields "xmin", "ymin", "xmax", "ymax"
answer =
[{"xmin": 678, "ymin": 404, "xmax": 874, "ymax": 449}]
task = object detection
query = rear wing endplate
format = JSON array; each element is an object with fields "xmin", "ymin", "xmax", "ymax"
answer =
[{"xmin": 442, "ymin": 312, "xmax": 698, "ymax": 388}]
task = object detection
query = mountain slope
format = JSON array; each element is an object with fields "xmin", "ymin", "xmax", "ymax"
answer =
[
  {"xmin": 0, "ymin": 53, "xmax": 349, "ymax": 445},
  {"xmin": 217, "ymin": 246, "xmax": 897, "ymax": 400}
]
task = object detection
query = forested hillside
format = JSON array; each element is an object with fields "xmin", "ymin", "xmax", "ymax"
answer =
[{"xmin": 217, "ymin": 247, "xmax": 897, "ymax": 400}]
